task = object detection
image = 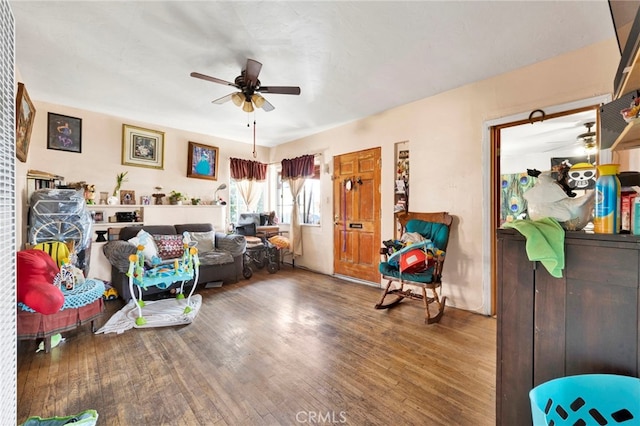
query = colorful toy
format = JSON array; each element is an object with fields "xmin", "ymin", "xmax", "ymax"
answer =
[{"xmin": 126, "ymin": 232, "xmax": 200, "ymax": 326}]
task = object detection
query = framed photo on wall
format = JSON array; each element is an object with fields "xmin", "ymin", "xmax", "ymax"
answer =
[
  {"xmin": 187, "ymin": 141, "xmax": 219, "ymax": 180},
  {"xmin": 122, "ymin": 124, "xmax": 164, "ymax": 169},
  {"xmin": 15, "ymin": 83, "xmax": 36, "ymax": 163},
  {"xmin": 47, "ymin": 112, "xmax": 82, "ymax": 153}
]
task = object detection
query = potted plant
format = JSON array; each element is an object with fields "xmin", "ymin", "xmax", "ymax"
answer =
[
  {"xmin": 108, "ymin": 172, "xmax": 128, "ymax": 205},
  {"xmin": 190, "ymin": 197, "xmax": 201, "ymax": 205},
  {"xmin": 169, "ymin": 190, "xmax": 187, "ymax": 205}
]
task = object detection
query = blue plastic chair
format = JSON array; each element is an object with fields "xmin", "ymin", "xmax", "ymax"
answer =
[{"xmin": 529, "ymin": 374, "xmax": 640, "ymax": 425}]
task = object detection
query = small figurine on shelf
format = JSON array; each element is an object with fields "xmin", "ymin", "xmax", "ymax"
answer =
[
  {"xmin": 84, "ymin": 184, "xmax": 96, "ymax": 205},
  {"xmin": 152, "ymin": 186, "xmax": 165, "ymax": 205}
]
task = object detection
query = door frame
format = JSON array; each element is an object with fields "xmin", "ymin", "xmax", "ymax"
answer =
[{"xmin": 481, "ymin": 94, "xmax": 611, "ymax": 316}]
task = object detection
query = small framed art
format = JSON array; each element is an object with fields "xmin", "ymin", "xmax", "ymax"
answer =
[
  {"xmin": 15, "ymin": 83, "xmax": 36, "ymax": 163},
  {"xmin": 120, "ymin": 190, "xmax": 136, "ymax": 205},
  {"xmin": 122, "ymin": 124, "xmax": 164, "ymax": 169},
  {"xmin": 187, "ymin": 141, "xmax": 219, "ymax": 180},
  {"xmin": 91, "ymin": 211, "xmax": 104, "ymax": 223},
  {"xmin": 47, "ymin": 113, "xmax": 82, "ymax": 153}
]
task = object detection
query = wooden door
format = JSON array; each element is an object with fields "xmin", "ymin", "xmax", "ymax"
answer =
[{"xmin": 333, "ymin": 147, "xmax": 381, "ymax": 283}]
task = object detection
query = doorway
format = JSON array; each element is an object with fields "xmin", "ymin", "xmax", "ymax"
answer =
[
  {"xmin": 484, "ymin": 95, "xmax": 610, "ymax": 315},
  {"xmin": 333, "ymin": 147, "xmax": 381, "ymax": 283}
]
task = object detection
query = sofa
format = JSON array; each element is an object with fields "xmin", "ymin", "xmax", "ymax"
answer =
[{"xmin": 102, "ymin": 223, "xmax": 246, "ymax": 301}]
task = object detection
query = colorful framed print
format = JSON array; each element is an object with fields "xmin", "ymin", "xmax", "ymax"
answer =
[
  {"xmin": 15, "ymin": 83, "xmax": 36, "ymax": 163},
  {"xmin": 122, "ymin": 124, "xmax": 164, "ymax": 169},
  {"xmin": 47, "ymin": 113, "xmax": 82, "ymax": 153},
  {"xmin": 187, "ymin": 141, "xmax": 219, "ymax": 181}
]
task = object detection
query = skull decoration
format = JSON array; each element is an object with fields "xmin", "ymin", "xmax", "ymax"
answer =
[{"xmin": 568, "ymin": 162, "xmax": 596, "ymax": 189}]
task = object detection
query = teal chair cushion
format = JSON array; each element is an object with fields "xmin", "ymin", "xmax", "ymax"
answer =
[{"xmin": 378, "ymin": 220, "xmax": 449, "ymax": 283}]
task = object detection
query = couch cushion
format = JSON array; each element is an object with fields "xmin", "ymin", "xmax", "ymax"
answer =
[
  {"xmin": 127, "ymin": 229, "xmax": 159, "ymax": 262},
  {"xmin": 188, "ymin": 230, "xmax": 215, "ymax": 253},
  {"xmin": 153, "ymin": 234, "xmax": 184, "ymax": 260}
]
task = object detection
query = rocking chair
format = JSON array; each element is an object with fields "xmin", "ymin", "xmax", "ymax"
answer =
[{"xmin": 375, "ymin": 212, "xmax": 453, "ymax": 324}]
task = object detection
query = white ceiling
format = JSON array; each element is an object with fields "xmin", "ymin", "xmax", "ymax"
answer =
[{"xmin": 10, "ymin": 1, "xmax": 616, "ymax": 147}]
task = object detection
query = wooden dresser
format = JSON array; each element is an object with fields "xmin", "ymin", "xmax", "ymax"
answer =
[{"xmin": 496, "ymin": 228, "xmax": 640, "ymax": 426}]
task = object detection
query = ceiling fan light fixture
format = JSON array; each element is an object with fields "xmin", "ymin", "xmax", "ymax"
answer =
[
  {"xmin": 252, "ymin": 93, "xmax": 265, "ymax": 108},
  {"xmin": 243, "ymin": 100, "xmax": 254, "ymax": 113},
  {"xmin": 231, "ymin": 92, "xmax": 243, "ymax": 107}
]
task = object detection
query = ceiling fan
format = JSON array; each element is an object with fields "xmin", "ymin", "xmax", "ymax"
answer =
[{"xmin": 190, "ymin": 59, "xmax": 301, "ymax": 113}]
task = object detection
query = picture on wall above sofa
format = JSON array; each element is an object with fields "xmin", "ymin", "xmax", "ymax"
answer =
[
  {"xmin": 47, "ymin": 112, "xmax": 82, "ymax": 153},
  {"xmin": 122, "ymin": 124, "xmax": 165, "ymax": 170},
  {"xmin": 187, "ymin": 141, "xmax": 219, "ymax": 181}
]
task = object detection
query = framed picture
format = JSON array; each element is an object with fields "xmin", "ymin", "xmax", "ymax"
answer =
[
  {"xmin": 47, "ymin": 112, "xmax": 82, "ymax": 153},
  {"xmin": 15, "ymin": 83, "xmax": 36, "ymax": 163},
  {"xmin": 120, "ymin": 190, "xmax": 136, "ymax": 205},
  {"xmin": 187, "ymin": 141, "xmax": 219, "ymax": 180},
  {"xmin": 91, "ymin": 211, "xmax": 104, "ymax": 223},
  {"xmin": 140, "ymin": 195, "xmax": 151, "ymax": 205},
  {"xmin": 122, "ymin": 124, "xmax": 164, "ymax": 169}
]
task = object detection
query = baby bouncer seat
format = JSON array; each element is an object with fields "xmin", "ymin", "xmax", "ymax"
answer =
[{"xmin": 376, "ymin": 212, "xmax": 452, "ymax": 324}]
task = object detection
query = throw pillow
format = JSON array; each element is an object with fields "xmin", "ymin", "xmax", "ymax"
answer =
[
  {"xmin": 188, "ymin": 231, "xmax": 215, "ymax": 253},
  {"xmin": 128, "ymin": 229, "xmax": 159, "ymax": 262},
  {"xmin": 268, "ymin": 235, "xmax": 290, "ymax": 249},
  {"xmin": 153, "ymin": 234, "xmax": 185, "ymax": 260}
]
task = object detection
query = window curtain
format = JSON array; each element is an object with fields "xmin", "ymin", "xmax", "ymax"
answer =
[
  {"xmin": 230, "ymin": 158, "xmax": 267, "ymax": 212},
  {"xmin": 281, "ymin": 154, "xmax": 315, "ymax": 257}
]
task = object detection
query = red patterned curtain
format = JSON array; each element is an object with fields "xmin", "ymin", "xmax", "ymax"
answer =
[
  {"xmin": 281, "ymin": 154, "xmax": 315, "ymax": 179},
  {"xmin": 280, "ymin": 154, "xmax": 315, "ymax": 257},
  {"xmin": 230, "ymin": 157, "xmax": 267, "ymax": 181}
]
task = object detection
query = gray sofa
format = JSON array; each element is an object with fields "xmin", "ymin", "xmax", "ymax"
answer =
[{"xmin": 102, "ymin": 223, "xmax": 245, "ymax": 301}]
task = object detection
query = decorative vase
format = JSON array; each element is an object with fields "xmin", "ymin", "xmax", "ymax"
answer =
[{"xmin": 107, "ymin": 192, "xmax": 119, "ymax": 205}]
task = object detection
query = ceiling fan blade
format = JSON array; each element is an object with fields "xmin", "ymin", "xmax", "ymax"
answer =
[
  {"xmin": 258, "ymin": 86, "xmax": 301, "ymax": 95},
  {"xmin": 260, "ymin": 98, "xmax": 275, "ymax": 112},
  {"xmin": 244, "ymin": 59, "xmax": 262, "ymax": 87},
  {"xmin": 211, "ymin": 93, "xmax": 234, "ymax": 105},
  {"xmin": 190, "ymin": 72, "xmax": 237, "ymax": 87}
]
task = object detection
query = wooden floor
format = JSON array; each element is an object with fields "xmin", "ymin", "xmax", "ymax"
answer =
[{"xmin": 17, "ymin": 267, "xmax": 496, "ymax": 425}]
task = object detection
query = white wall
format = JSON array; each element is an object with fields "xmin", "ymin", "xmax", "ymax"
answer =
[{"xmin": 20, "ymin": 38, "xmax": 626, "ymax": 313}]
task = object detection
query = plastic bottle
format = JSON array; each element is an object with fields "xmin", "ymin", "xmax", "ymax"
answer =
[
  {"xmin": 632, "ymin": 196, "xmax": 640, "ymax": 235},
  {"xmin": 593, "ymin": 164, "xmax": 621, "ymax": 234}
]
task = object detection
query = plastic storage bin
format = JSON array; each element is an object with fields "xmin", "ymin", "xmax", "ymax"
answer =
[{"xmin": 529, "ymin": 374, "xmax": 640, "ymax": 425}]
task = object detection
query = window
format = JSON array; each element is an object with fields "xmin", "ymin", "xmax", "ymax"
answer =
[
  {"xmin": 228, "ymin": 179, "xmax": 265, "ymax": 225},
  {"xmin": 276, "ymin": 164, "xmax": 321, "ymax": 225}
]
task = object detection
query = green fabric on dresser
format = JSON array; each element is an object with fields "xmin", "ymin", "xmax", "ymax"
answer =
[{"xmin": 502, "ymin": 217, "xmax": 565, "ymax": 278}]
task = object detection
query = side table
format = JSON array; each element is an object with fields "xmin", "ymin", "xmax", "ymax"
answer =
[{"xmin": 17, "ymin": 278, "xmax": 105, "ymax": 353}]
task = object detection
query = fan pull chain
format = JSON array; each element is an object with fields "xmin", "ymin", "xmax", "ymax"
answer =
[{"xmin": 252, "ymin": 119, "xmax": 257, "ymax": 158}]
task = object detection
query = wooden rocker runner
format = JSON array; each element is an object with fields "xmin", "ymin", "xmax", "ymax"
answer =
[{"xmin": 375, "ymin": 211, "xmax": 453, "ymax": 324}]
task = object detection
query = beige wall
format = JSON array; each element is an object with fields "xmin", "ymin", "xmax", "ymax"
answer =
[
  {"xmin": 20, "ymin": 38, "xmax": 630, "ymax": 313},
  {"xmin": 17, "ymin": 101, "xmax": 269, "ymax": 247},
  {"xmin": 271, "ymin": 38, "xmax": 623, "ymax": 313}
]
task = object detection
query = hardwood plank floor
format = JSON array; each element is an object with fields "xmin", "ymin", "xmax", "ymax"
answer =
[{"xmin": 17, "ymin": 267, "xmax": 496, "ymax": 425}]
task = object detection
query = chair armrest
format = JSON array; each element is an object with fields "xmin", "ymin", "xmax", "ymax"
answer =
[
  {"xmin": 215, "ymin": 232, "xmax": 247, "ymax": 257},
  {"xmin": 433, "ymin": 253, "xmax": 446, "ymax": 279},
  {"xmin": 380, "ymin": 247, "xmax": 390, "ymax": 262},
  {"xmin": 102, "ymin": 240, "xmax": 137, "ymax": 273}
]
